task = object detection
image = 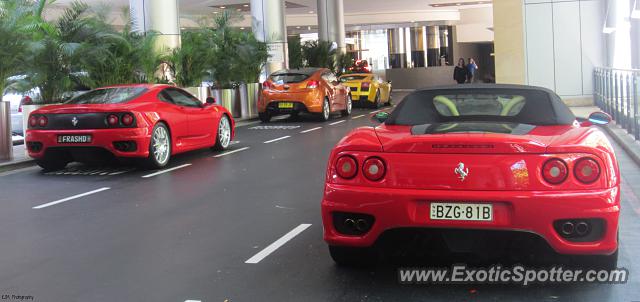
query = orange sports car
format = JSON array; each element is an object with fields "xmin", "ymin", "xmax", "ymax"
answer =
[{"xmin": 258, "ymin": 68, "xmax": 352, "ymax": 122}]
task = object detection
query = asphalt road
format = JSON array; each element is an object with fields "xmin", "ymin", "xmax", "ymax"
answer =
[{"xmin": 0, "ymin": 93, "xmax": 639, "ymax": 302}]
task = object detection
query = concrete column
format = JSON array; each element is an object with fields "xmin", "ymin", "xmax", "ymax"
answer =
[
  {"xmin": 387, "ymin": 28, "xmax": 406, "ymax": 68},
  {"xmin": 409, "ymin": 26, "xmax": 426, "ymax": 67},
  {"xmin": 317, "ymin": 0, "xmax": 346, "ymax": 53},
  {"xmin": 493, "ymin": 0, "xmax": 526, "ymax": 84},
  {"xmin": 426, "ymin": 26, "xmax": 441, "ymax": 67},
  {"xmin": 251, "ymin": 0, "xmax": 288, "ymax": 78},
  {"xmin": 129, "ymin": 0, "xmax": 181, "ymax": 50}
]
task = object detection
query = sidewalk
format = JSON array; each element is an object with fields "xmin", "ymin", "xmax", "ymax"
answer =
[{"xmin": 0, "ymin": 144, "xmax": 34, "ymax": 172}]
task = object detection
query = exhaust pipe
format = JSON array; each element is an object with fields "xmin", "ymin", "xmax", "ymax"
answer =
[
  {"xmin": 561, "ymin": 221, "xmax": 575, "ymax": 235},
  {"xmin": 344, "ymin": 219, "xmax": 356, "ymax": 230},
  {"xmin": 575, "ymin": 222, "xmax": 589, "ymax": 236},
  {"xmin": 355, "ymin": 219, "xmax": 369, "ymax": 232}
]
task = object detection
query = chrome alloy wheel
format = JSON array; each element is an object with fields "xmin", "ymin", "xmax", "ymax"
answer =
[
  {"xmin": 323, "ymin": 100, "xmax": 330, "ymax": 120},
  {"xmin": 346, "ymin": 95, "xmax": 352, "ymax": 115},
  {"xmin": 218, "ymin": 116, "xmax": 231, "ymax": 148},
  {"xmin": 152, "ymin": 126, "xmax": 170, "ymax": 165}
]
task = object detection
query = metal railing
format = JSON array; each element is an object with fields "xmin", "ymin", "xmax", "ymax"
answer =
[{"xmin": 594, "ymin": 67, "xmax": 640, "ymax": 141}]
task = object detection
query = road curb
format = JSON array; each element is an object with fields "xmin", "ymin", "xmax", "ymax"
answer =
[
  {"xmin": 0, "ymin": 158, "xmax": 35, "ymax": 173},
  {"xmin": 602, "ymin": 123, "xmax": 640, "ymax": 167}
]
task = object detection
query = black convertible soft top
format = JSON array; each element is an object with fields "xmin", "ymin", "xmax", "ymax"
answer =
[{"xmin": 386, "ymin": 84, "xmax": 576, "ymax": 126}]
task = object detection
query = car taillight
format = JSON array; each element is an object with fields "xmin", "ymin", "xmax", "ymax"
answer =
[
  {"xmin": 542, "ymin": 158, "xmax": 568, "ymax": 184},
  {"xmin": 121, "ymin": 113, "xmax": 135, "ymax": 126},
  {"xmin": 335, "ymin": 155, "xmax": 358, "ymax": 179},
  {"xmin": 107, "ymin": 114, "xmax": 119, "ymax": 126},
  {"xmin": 361, "ymin": 82, "xmax": 370, "ymax": 91},
  {"xmin": 37, "ymin": 116, "xmax": 48, "ymax": 127},
  {"xmin": 362, "ymin": 157, "xmax": 386, "ymax": 181},
  {"xmin": 307, "ymin": 80, "xmax": 319, "ymax": 89},
  {"xmin": 574, "ymin": 158, "xmax": 600, "ymax": 184},
  {"xmin": 29, "ymin": 115, "xmax": 38, "ymax": 127}
]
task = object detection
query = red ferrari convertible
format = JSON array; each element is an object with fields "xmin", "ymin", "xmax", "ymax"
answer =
[
  {"xmin": 322, "ymin": 84, "xmax": 619, "ymax": 268},
  {"xmin": 26, "ymin": 84, "xmax": 234, "ymax": 170}
]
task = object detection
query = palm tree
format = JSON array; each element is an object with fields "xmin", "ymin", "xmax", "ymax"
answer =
[
  {"xmin": 0, "ymin": 0, "xmax": 41, "ymax": 98},
  {"xmin": 20, "ymin": 1, "xmax": 102, "ymax": 103},
  {"xmin": 79, "ymin": 8, "xmax": 165, "ymax": 87}
]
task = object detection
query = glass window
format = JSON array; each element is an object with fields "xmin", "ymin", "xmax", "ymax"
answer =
[
  {"xmin": 66, "ymin": 87, "xmax": 148, "ymax": 104},
  {"xmin": 270, "ymin": 73, "xmax": 310, "ymax": 84},
  {"xmin": 339, "ymin": 75, "xmax": 368, "ymax": 82},
  {"xmin": 163, "ymin": 88, "xmax": 202, "ymax": 107}
]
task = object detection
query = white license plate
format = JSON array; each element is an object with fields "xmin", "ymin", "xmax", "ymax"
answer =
[
  {"xmin": 430, "ymin": 202, "xmax": 493, "ymax": 221},
  {"xmin": 57, "ymin": 135, "xmax": 92, "ymax": 144}
]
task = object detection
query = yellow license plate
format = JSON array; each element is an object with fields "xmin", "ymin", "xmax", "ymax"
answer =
[{"xmin": 278, "ymin": 102, "xmax": 294, "ymax": 109}]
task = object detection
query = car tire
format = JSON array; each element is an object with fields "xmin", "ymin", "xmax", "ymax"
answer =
[
  {"xmin": 341, "ymin": 94, "xmax": 352, "ymax": 117},
  {"xmin": 373, "ymin": 90, "xmax": 381, "ymax": 109},
  {"xmin": 36, "ymin": 157, "xmax": 69, "ymax": 171},
  {"xmin": 385, "ymin": 90, "xmax": 393, "ymax": 106},
  {"xmin": 259, "ymin": 112, "xmax": 271, "ymax": 123},
  {"xmin": 212, "ymin": 115, "xmax": 232, "ymax": 151},
  {"xmin": 144, "ymin": 123, "xmax": 171, "ymax": 169},
  {"xmin": 329, "ymin": 245, "xmax": 377, "ymax": 267},
  {"xmin": 320, "ymin": 98, "xmax": 331, "ymax": 122}
]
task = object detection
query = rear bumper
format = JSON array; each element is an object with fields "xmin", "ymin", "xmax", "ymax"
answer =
[
  {"xmin": 258, "ymin": 90, "xmax": 323, "ymax": 113},
  {"xmin": 25, "ymin": 128, "xmax": 151, "ymax": 159},
  {"xmin": 321, "ymin": 184, "xmax": 620, "ymax": 255}
]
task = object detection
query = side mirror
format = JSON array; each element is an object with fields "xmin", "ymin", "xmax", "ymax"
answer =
[
  {"xmin": 387, "ymin": 80, "xmax": 392, "ymax": 84},
  {"xmin": 370, "ymin": 111, "xmax": 390, "ymax": 124},
  {"xmin": 206, "ymin": 97, "xmax": 216, "ymax": 105},
  {"xmin": 587, "ymin": 111, "xmax": 611, "ymax": 125}
]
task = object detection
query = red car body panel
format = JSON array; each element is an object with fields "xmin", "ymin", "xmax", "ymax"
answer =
[
  {"xmin": 26, "ymin": 84, "xmax": 234, "ymax": 160},
  {"xmin": 322, "ymin": 120, "xmax": 620, "ymax": 256}
]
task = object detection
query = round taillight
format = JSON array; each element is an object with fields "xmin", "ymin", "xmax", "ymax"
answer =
[
  {"xmin": 29, "ymin": 115, "xmax": 38, "ymax": 127},
  {"xmin": 574, "ymin": 158, "xmax": 600, "ymax": 184},
  {"xmin": 37, "ymin": 116, "xmax": 48, "ymax": 127},
  {"xmin": 362, "ymin": 157, "xmax": 386, "ymax": 181},
  {"xmin": 107, "ymin": 114, "xmax": 119, "ymax": 126},
  {"xmin": 542, "ymin": 158, "xmax": 568, "ymax": 184},
  {"xmin": 335, "ymin": 155, "xmax": 358, "ymax": 179},
  {"xmin": 121, "ymin": 113, "xmax": 134, "ymax": 126}
]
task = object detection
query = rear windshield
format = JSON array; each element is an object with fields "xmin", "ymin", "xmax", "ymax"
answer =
[
  {"xmin": 270, "ymin": 73, "xmax": 309, "ymax": 84},
  {"xmin": 388, "ymin": 88, "xmax": 575, "ymax": 126},
  {"xmin": 66, "ymin": 87, "xmax": 148, "ymax": 104},
  {"xmin": 339, "ymin": 75, "xmax": 368, "ymax": 82}
]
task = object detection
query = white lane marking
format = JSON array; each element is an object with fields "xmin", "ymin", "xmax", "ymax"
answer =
[
  {"xmin": 329, "ymin": 120, "xmax": 345, "ymax": 125},
  {"xmin": 300, "ymin": 127, "xmax": 322, "ymax": 133},
  {"xmin": 141, "ymin": 163, "xmax": 192, "ymax": 178},
  {"xmin": 263, "ymin": 135, "xmax": 291, "ymax": 144},
  {"xmin": 245, "ymin": 223, "xmax": 312, "ymax": 264},
  {"xmin": 214, "ymin": 147, "xmax": 250, "ymax": 158},
  {"xmin": 33, "ymin": 187, "xmax": 111, "ymax": 209},
  {"xmin": 351, "ymin": 114, "xmax": 365, "ymax": 119},
  {"xmin": 371, "ymin": 109, "xmax": 382, "ymax": 114},
  {"xmin": 184, "ymin": 300, "xmax": 201, "ymax": 302}
]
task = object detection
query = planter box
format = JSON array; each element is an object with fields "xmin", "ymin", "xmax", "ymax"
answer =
[
  {"xmin": 239, "ymin": 83, "xmax": 260, "ymax": 119},
  {"xmin": 212, "ymin": 88, "xmax": 241, "ymax": 118}
]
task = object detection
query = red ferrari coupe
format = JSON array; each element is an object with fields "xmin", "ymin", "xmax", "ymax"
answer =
[
  {"xmin": 322, "ymin": 85, "xmax": 619, "ymax": 268},
  {"xmin": 26, "ymin": 84, "xmax": 234, "ymax": 170}
]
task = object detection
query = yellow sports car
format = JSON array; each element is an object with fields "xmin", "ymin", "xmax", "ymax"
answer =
[{"xmin": 338, "ymin": 73, "xmax": 392, "ymax": 108}]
